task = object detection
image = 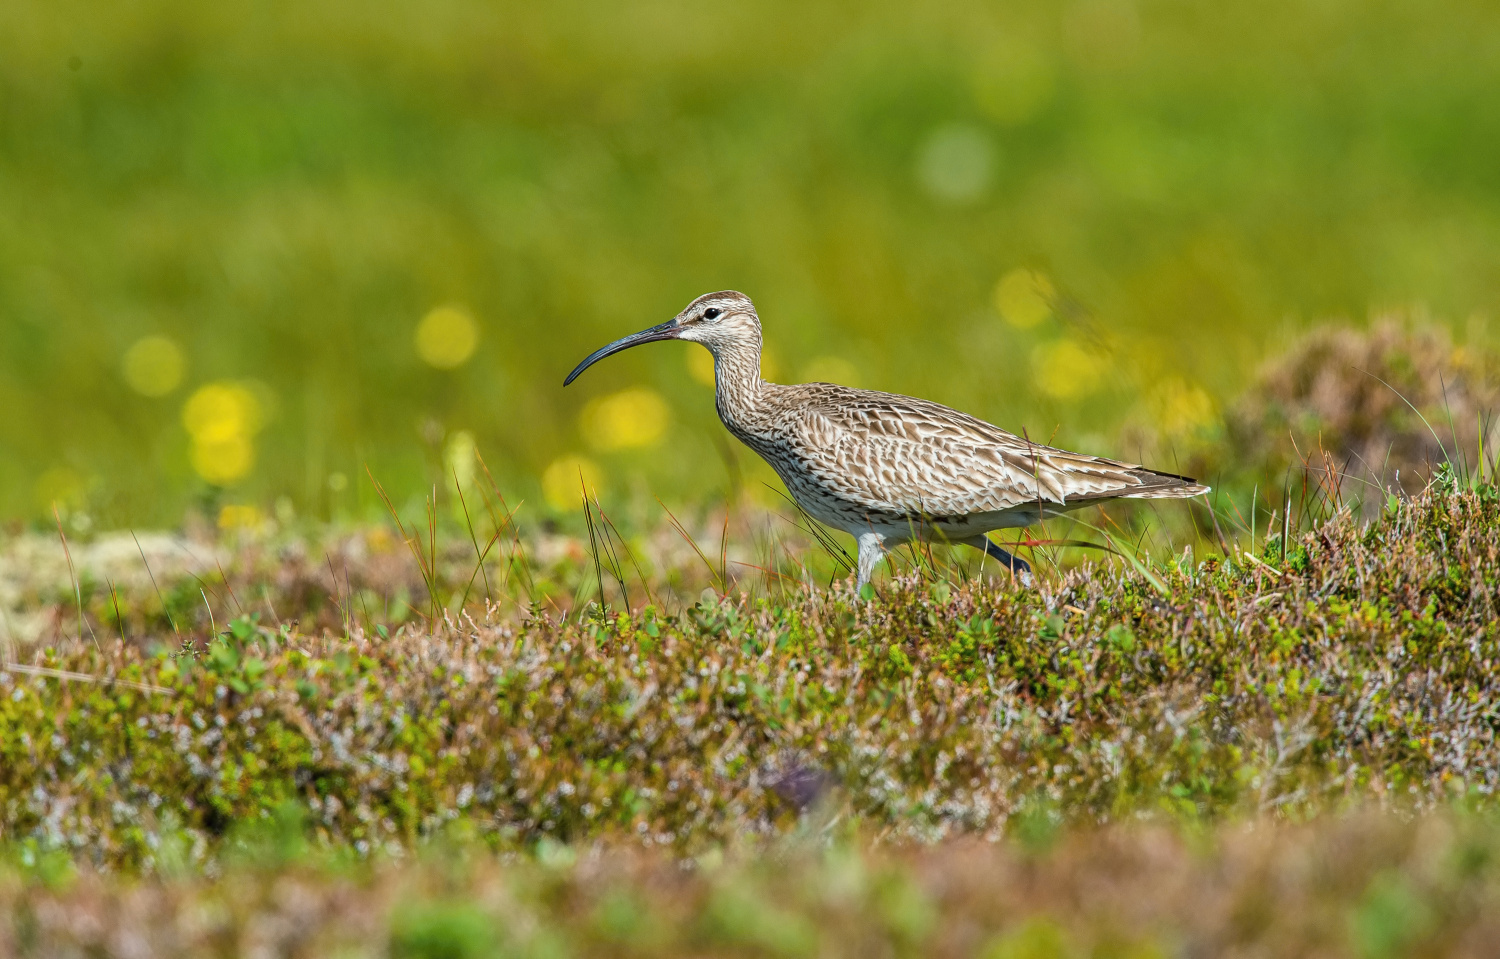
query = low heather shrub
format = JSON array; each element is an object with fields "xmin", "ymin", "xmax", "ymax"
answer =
[{"xmin": 2, "ymin": 482, "xmax": 1497, "ymax": 871}]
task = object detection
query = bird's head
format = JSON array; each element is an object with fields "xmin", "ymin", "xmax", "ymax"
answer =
[{"xmin": 563, "ymin": 290, "xmax": 760, "ymax": 386}]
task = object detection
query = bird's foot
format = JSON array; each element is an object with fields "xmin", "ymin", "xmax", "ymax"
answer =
[
  {"xmin": 970, "ymin": 537, "xmax": 1034, "ymax": 586},
  {"xmin": 855, "ymin": 531, "xmax": 886, "ymax": 594}
]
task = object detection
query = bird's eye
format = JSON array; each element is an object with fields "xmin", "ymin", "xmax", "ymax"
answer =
[{"xmin": 703, "ymin": 308, "xmax": 722, "ymax": 320}]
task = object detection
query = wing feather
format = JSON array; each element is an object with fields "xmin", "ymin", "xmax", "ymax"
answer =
[{"xmin": 775, "ymin": 384, "xmax": 1204, "ymax": 515}]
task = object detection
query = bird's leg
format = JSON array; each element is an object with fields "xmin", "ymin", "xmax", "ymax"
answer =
[
  {"xmin": 963, "ymin": 535, "xmax": 1033, "ymax": 585},
  {"xmin": 855, "ymin": 531, "xmax": 886, "ymax": 590}
]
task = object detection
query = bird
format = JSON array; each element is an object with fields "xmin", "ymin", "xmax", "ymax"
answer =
[{"xmin": 564, "ymin": 291, "xmax": 1209, "ymax": 589}]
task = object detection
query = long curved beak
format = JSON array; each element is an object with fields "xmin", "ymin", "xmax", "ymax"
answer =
[{"xmin": 563, "ymin": 319, "xmax": 680, "ymax": 386}]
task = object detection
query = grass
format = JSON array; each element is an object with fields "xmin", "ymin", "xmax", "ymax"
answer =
[{"xmin": 7, "ymin": 0, "xmax": 1500, "ymax": 524}]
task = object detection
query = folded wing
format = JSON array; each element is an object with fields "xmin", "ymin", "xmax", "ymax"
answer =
[{"xmin": 785, "ymin": 385, "xmax": 1207, "ymax": 516}]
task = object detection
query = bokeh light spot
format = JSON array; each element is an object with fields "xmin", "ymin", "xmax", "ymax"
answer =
[
  {"xmin": 917, "ymin": 124, "xmax": 997, "ymax": 204},
  {"xmin": 182, "ymin": 382, "xmax": 265, "ymax": 485},
  {"xmin": 687, "ymin": 348, "xmax": 716, "ymax": 386},
  {"xmin": 445, "ymin": 430, "xmax": 477, "ymax": 489},
  {"xmin": 366, "ymin": 526, "xmax": 395, "ymax": 554},
  {"xmin": 801, "ymin": 356, "xmax": 860, "ymax": 387},
  {"xmin": 191, "ymin": 435, "xmax": 255, "ymax": 486},
  {"xmin": 995, "ymin": 269, "xmax": 1056, "ymax": 329},
  {"xmin": 183, "ymin": 383, "xmax": 262, "ymax": 443},
  {"xmin": 1147, "ymin": 378, "xmax": 1217, "ymax": 435},
  {"xmin": 122, "ymin": 335, "xmax": 185, "ymax": 397},
  {"xmin": 217, "ymin": 504, "xmax": 263, "ymax": 531},
  {"xmin": 542, "ymin": 455, "xmax": 604, "ymax": 511},
  {"xmin": 580, "ymin": 388, "xmax": 670, "ymax": 451},
  {"xmin": 416, "ymin": 306, "xmax": 479, "ymax": 369},
  {"xmin": 1031, "ymin": 339, "xmax": 1107, "ymax": 399}
]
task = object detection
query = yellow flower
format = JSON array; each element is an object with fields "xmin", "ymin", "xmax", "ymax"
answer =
[
  {"xmin": 182, "ymin": 383, "xmax": 262, "ymax": 444},
  {"xmin": 192, "ymin": 436, "xmax": 255, "ymax": 486},
  {"xmin": 217, "ymin": 504, "xmax": 263, "ymax": 531},
  {"xmin": 1031, "ymin": 339, "xmax": 1106, "ymax": 399},
  {"xmin": 122, "ymin": 335, "xmax": 185, "ymax": 396},
  {"xmin": 182, "ymin": 382, "xmax": 265, "ymax": 485},
  {"xmin": 580, "ymin": 388, "xmax": 670, "ymax": 451},
  {"xmin": 995, "ymin": 268, "xmax": 1055, "ymax": 329},
  {"xmin": 1147, "ymin": 378, "xmax": 1217, "ymax": 435},
  {"xmin": 542, "ymin": 455, "xmax": 604, "ymax": 511},
  {"xmin": 366, "ymin": 526, "xmax": 395, "ymax": 554},
  {"xmin": 415, "ymin": 306, "xmax": 479, "ymax": 369}
]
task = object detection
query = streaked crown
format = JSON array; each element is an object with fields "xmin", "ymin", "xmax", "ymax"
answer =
[{"xmin": 672, "ymin": 291, "xmax": 761, "ymax": 351}]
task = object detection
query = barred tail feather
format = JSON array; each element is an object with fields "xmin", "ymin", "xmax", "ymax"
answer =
[
  {"xmin": 1121, "ymin": 483, "xmax": 1211, "ymax": 499},
  {"xmin": 1118, "ymin": 468, "xmax": 1210, "ymax": 499}
]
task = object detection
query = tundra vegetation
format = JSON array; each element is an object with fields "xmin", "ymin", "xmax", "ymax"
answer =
[
  {"xmin": 7, "ymin": 0, "xmax": 1500, "ymax": 950},
  {"xmin": 4, "ymin": 326, "xmax": 1500, "ymax": 956}
]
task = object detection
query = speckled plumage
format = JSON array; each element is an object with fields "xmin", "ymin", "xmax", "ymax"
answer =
[{"xmin": 566, "ymin": 290, "xmax": 1209, "ymax": 587}]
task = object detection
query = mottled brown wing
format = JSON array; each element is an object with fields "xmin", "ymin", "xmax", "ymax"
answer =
[{"xmin": 785, "ymin": 385, "xmax": 1202, "ymax": 516}]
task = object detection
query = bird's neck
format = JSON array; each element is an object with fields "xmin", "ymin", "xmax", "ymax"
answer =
[{"xmin": 711, "ymin": 336, "xmax": 765, "ymax": 433}]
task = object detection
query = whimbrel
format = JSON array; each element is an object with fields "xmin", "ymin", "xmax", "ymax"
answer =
[{"xmin": 565, "ymin": 291, "xmax": 1209, "ymax": 588}]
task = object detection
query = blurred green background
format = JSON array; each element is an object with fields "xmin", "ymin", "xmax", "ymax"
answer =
[{"xmin": 4, "ymin": 0, "xmax": 1499, "ymax": 529}]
